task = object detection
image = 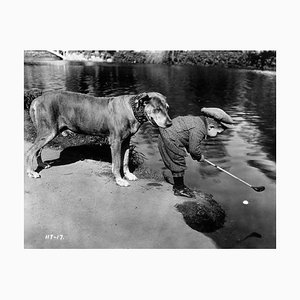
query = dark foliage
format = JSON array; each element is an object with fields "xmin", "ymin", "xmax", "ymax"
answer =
[
  {"xmin": 24, "ymin": 88, "xmax": 43, "ymax": 110},
  {"xmin": 113, "ymin": 50, "xmax": 276, "ymax": 71}
]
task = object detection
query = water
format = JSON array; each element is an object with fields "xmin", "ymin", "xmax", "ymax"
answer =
[{"xmin": 24, "ymin": 60, "xmax": 276, "ymax": 248}]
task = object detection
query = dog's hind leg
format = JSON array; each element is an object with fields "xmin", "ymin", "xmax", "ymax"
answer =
[
  {"xmin": 122, "ymin": 137, "xmax": 138, "ymax": 181},
  {"xmin": 26, "ymin": 130, "xmax": 57, "ymax": 178},
  {"xmin": 37, "ymin": 148, "xmax": 51, "ymax": 169},
  {"xmin": 110, "ymin": 138, "xmax": 129, "ymax": 187}
]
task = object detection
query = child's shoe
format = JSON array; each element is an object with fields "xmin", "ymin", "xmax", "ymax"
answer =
[{"xmin": 173, "ymin": 185, "xmax": 195, "ymax": 198}]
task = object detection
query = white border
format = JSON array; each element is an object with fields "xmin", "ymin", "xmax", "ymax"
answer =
[{"xmin": 2, "ymin": 0, "xmax": 300, "ymax": 299}]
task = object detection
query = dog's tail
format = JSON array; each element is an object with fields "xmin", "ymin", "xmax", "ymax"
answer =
[
  {"xmin": 24, "ymin": 88, "xmax": 43, "ymax": 127},
  {"xmin": 29, "ymin": 99, "xmax": 38, "ymax": 128}
]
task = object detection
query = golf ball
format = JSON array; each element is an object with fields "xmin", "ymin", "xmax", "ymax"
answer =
[{"xmin": 243, "ymin": 200, "xmax": 249, "ymax": 205}]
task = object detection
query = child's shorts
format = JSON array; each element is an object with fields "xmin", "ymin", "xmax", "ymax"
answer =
[{"xmin": 158, "ymin": 133, "xmax": 187, "ymax": 174}]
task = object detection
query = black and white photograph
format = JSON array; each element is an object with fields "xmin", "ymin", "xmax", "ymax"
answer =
[
  {"xmin": 24, "ymin": 50, "xmax": 276, "ymax": 249},
  {"xmin": 3, "ymin": 0, "xmax": 300, "ymax": 299}
]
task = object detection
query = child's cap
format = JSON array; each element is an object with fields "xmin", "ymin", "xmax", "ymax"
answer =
[{"xmin": 201, "ymin": 107, "xmax": 235, "ymax": 128}]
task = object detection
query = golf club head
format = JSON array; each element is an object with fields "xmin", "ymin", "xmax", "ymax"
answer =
[{"xmin": 252, "ymin": 186, "xmax": 265, "ymax": 192}]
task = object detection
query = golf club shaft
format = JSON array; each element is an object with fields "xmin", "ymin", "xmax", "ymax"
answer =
[{"xmin": 204, "ymin": 159, "xmax": 252, "ymax": 188}]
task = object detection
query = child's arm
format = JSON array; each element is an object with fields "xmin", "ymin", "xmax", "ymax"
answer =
[{"xmin": 188, "ymin": 127, "xmax": 206, "ymax": 161}]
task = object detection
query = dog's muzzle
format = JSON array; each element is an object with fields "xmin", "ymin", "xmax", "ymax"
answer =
[{"xmin": 147, "ymin": 115, "xmax": 158, "ymax": 127}]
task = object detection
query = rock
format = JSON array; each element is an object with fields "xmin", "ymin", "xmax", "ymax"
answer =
[{"xmin": 175, "ymin": 191, "xmax": 226, "ymax": 233}]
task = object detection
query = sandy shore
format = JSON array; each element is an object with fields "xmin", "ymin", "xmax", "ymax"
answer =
[{"xmin": 24, "ymin": 142, "xmax": 217, "ymax": 249}]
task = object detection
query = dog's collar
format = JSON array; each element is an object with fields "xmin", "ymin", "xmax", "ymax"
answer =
[{"xmin": 129, "ymin": 97, "xmax": 148, "ymax": 124}]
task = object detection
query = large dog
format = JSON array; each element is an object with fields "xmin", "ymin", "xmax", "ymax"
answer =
[{"xmin": 25, "ymin": 90, "xmax": 172, "ymax": 186}]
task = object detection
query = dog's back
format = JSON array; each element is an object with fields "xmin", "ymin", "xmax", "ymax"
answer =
[{"xmin": 29, "ymin": 91, "xmax": 124, "ymax": 136}]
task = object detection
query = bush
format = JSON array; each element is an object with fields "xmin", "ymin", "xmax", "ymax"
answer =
[{"xmin": 24, "ymin": 88, "xmax": 43, "ymax": 110}]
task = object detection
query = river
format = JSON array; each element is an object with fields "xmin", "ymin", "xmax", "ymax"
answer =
[{"xmin": 24, "ymin": 60, "xmax": 276, "ymax": 248}]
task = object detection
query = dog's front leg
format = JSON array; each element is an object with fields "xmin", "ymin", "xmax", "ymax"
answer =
[
  {"xmin": 110, "ymin": 138, "xmax": 130, "ymax": 187},
  {"xmin": 122, "ymin": 137, "xmax": 138, "ymax": 181}
]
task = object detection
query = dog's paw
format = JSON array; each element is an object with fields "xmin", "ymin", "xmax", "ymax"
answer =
[
  {"xmin": 124, "ymin": 172, "xmax": 138, "ymax": 181},
  {"xmin": 27, "ymin": 171, "xmax": 41, "ymax": 179},
  {"xmin": 38, "ymin": 162, "xmax": 51, "ymax": 169},
  {"xmin": 116, "ymin": 178, "xmax": 130, "ymax": 187}
]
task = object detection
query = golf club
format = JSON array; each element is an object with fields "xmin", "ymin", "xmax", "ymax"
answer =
[{"xmin": 204, "ymin": 159, "xmax": 265, "ymax": 192}]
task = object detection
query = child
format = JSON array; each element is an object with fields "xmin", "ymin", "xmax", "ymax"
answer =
[{"xmin": 158, "ymin": 107, "xmax": 234, "ymax": 198}]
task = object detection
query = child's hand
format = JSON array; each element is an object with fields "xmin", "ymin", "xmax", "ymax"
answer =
[{"xmin": 198, "ymin": 154, "xmax": 205, "ymax": 162}]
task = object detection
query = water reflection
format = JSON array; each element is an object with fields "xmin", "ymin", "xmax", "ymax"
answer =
[{"xmin": 24, "ymin": 61, "xmax": 67, "ymax": 91}]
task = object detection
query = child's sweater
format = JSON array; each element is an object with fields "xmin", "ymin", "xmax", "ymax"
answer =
[{"xmin": 158, "ymin": 115, "xmax": 207, "ymax": 160}]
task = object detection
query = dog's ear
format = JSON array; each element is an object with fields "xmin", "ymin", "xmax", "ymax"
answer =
[{"xmin": 134, "ymin": 93, "xmax": 151, "ymax": 109}]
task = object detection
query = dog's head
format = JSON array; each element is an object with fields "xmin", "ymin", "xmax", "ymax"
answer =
[{"xmin": 134, "ymin": 92, "xmax": 172, "ymax": 128}]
